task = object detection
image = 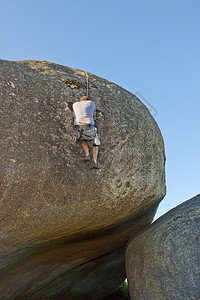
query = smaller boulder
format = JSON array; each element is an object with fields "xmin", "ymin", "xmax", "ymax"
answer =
[{"xmin": 126, "ymin": 194, "xmax": 200, "ymax": 300}]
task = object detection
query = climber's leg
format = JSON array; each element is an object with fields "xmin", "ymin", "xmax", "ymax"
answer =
[
  {"xmin": 92, "ymin": 146, "xmax": 98, "ymax": 164},
  {"xmin": 80, "ymin": 142, "xmax": 90, "ymax": 162}
]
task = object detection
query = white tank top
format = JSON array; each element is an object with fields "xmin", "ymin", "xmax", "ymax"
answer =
[{"xmin": 73, "ymin": 100, "xmax": 96, "ymax": 125}]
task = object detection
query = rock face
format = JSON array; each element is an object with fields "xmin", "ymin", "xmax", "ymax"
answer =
[
  {"xmin": 126, "ymin": 194, "xmax": 200, "ymax": 300},
  {"xmin": 0, "ymin": 59, "xmax": 166, "ymax": 299}
]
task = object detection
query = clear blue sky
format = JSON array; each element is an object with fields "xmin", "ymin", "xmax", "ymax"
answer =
[{"xmin": 1, "ymin": 0, "xmax": 199, "ymax": 219}]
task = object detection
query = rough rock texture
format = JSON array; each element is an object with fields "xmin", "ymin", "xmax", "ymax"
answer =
[
  {"xmin": 126, "ymin": 194, "xmax": 200, "ymax": 300},
  {"xmin": 0, "ymin": 59, "xmax": 166, "ymax": 299}
]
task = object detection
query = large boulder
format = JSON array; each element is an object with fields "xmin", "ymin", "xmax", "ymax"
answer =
[
  {"xmin": 126, "ymin": 194, "xmax": 200, "ymax": 300},
  {"xmin": 0, "ymin": 59, "xmax": 166, "ymax": 299}
]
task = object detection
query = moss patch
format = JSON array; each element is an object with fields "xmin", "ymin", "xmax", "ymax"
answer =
[
  {"xmin": 60, "ymin": 78, "xmax": 86, "ymax": 89},
  {"xmin": 60, "ymin": 78, "xmax": 98, "ymax": 90},
  {"xmin": 103, "ymin": 281, "xmax": 130, "ymax": 300}
]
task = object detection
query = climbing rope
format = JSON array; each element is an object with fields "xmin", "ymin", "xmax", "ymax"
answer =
[{"xmin": 84, "ymin": 71, "xmax": 89, "ymax": 98}]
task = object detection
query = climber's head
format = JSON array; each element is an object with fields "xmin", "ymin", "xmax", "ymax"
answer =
[{"xmin": 80, "ymin": 96, "xmax": 88, "ymax": 101}]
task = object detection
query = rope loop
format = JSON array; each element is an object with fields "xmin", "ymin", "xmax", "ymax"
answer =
[{"xmin": 84, "ymin": 71, "xmax": 89, "ymax": 98}]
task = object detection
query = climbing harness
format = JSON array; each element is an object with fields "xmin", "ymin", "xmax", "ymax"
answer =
[
  {"xmin": 72, "ymin": 126, "xmax": 101, "ymax": 147},
  {"xmin": 84, "ymin": 71, "xmax": 89, "ymax": 98}
]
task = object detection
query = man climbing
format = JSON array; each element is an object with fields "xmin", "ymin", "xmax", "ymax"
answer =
[{"xmin": 72, "ymin": 96, "xmax": 100, "ymax": 169}]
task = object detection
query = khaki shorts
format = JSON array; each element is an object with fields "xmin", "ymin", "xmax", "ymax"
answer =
[{"xmin": 75, "ymin": 125, "xmax": 99, "ymax": 147}]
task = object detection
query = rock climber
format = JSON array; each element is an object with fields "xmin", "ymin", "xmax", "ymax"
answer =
[{"xmin": 72, "ymin": 96, "xmax": 100, "ymax": 169}]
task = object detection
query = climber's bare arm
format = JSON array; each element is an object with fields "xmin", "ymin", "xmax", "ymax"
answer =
[{"xmin": 93, "ymin": 111, "xmax": 96, "ymax": 122}]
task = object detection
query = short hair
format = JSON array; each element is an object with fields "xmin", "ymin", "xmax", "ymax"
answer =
[{"xmin": 80, "ymin": 96, "xmax": 88, "ymax": 101}]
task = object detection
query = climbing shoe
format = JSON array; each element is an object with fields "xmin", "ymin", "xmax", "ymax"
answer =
[
  {"xmin": 81, "ymin": 155, "xmax": 90, "ymax": 162},
  {"xmin": 92, "ymin": 161, "xmax": 100, "ymax": 169}
]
